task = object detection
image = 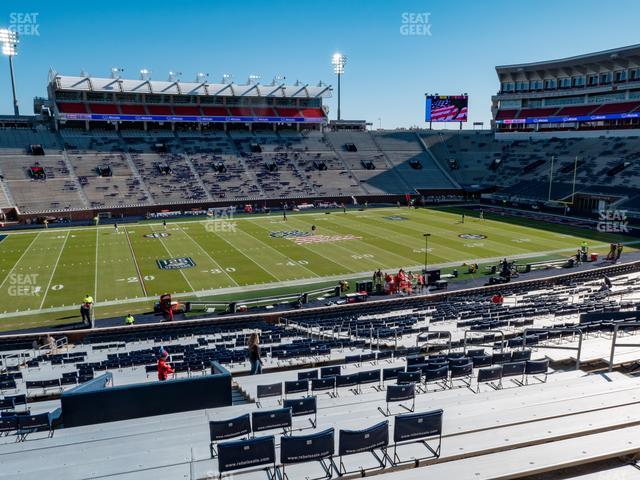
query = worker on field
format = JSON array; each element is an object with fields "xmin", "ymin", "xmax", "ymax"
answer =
[
  {"xmin": 80, "ymin": 294, "xmax": 94, "ymax": 325},
  {"xmin": 125, "ymin": 313, "xmax": 135, "ymax": 326},
  {"xmin": 616, "ymin": 243, "xmax": 624, "ymax": 261},
  {"xmin": 461, "ymin": 213, "xmax": 465, "ymax": 224},
  {"xmin": 163, "ymin": 220, "xmax": 167, "ymax": 230},
  {"xmin": 94, "ymin": 216, "xmax": 99, "ymax": 226},
  {"xmin": 479, "ymin": 210, "xmax": 484, "ymax": 221},
  {"xmin": 114, "ymin": 222, "xmax": 119, "ymax": 234}
]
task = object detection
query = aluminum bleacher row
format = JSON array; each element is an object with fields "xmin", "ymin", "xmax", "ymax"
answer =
[
  {"xmin": 1, "ymin": 264, "xmax": 639, "ymax": 477},
  {"xmin": 2, "ymin": 363, "xmax": 639, "ymax": 479},
  {"xmin": 1, "ymin": 124, "xmax": 640, "ymax": 213}
]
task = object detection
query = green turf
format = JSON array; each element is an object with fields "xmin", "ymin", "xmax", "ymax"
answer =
[{"xmin": 0, "ymin": 207, "xmax": 635, "ymax": 331}]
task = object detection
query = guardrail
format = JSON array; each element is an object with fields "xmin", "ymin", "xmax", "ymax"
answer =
[
  {"xmin": 608, "ymin": 322, "xmax": 640, "ymax": 372},
  {"xmin": 524, "ymin": 327, "xmax": 583, "ymax": 369},
  {"xmin": 1, "ymin": 336, "xmax": 69, "ymax": 372},
  {"xmin": 463, "ymin": 329, "xmax": 505, "ymax": 353},
  {"xmin": 416, "ymin": 330, "xmax": 452, "ymax": 353}
]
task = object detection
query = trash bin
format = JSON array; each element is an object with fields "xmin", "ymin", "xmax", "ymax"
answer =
[{"xmin": 590, "ymin": 252, "xmax": 598, "ymax": 262}]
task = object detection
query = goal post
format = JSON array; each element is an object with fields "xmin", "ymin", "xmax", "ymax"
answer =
[{"xmin": 547, "ymin": 155, "xmax": 579, "ymax": 206}]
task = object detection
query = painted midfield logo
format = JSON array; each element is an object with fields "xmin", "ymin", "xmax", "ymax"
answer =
[
  {"xmin": 458, "ymin": 234, "xmax": 487, "ymax": 240},
  {"xmin": 383, "ymin": 215, "xmax": 408, "ymax": 221},
  {"xmin": 157, "ymin": 257, "xmax": 196, "ymax": 270},
  {"xmin": 269, "ymin": 230, "xmax": 311, "ymax": 238},
  {"xmin": 144, "ymin": 232, "xmax": 171, "ymax": 238}
]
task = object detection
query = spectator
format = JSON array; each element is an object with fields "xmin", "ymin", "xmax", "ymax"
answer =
[
  {"xmin": 157, "ymin": 349, "xmax": 174, "ymax": 381},
  {"xmin": 248, "ymin": 333, "xmax": 263, "ymax": 375}
]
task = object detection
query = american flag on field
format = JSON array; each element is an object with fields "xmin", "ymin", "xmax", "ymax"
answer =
[
  {"xmin": 428, "ymin": 98, "xmax": 468, "ymax": 122},
  {"xmin": 290, "ymin": 234, "xmax": 362, "ymax": 245}
]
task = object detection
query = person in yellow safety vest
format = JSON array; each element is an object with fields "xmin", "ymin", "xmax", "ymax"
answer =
[
  {"xmin": 83, "ymin": 294, "xmax": 94, "ymax": 305},
  {"xmin": 125, "ymin": 314, "xmax": 135, "ymax": 326},
  {"xmin": 581, "ymin": 240, "xmax": 588, "ymax": 253}
]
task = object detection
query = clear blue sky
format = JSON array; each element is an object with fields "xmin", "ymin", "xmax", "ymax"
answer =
[{"xmin": 1, "ymin": 0, "xmax": 640, "ymax": 128}]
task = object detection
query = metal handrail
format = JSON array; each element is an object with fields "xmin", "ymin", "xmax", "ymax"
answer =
[
  {"xmin": 463, "ymin": 329, "xmax": 506, "ymax": 353},
  {"xmin": 0, "ymin": 335, "xmax": 69, "ymax": 372},
  {"xmin": 524, "ymin": 327, "xmax": 583, "ymax": 369},
  {"xmin": 608, "ymin": 322, "xmax": 640, "ymax": 372},
  {"xmin": 416, "ymin": 330, "xmax": 452, "ymax": 353}
]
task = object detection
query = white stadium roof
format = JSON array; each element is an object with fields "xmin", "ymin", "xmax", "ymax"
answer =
[
  {"xmin": 496, "ymin": 44, "xmax": 640, "ymax": 75},
  {"xmin": 50, "ymin": 73, "xmax": 332, "ymax": 98}
]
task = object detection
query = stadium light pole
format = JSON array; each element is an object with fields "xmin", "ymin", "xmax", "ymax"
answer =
[
  {"xmin": 423, "ymin": 233, "xmax": 431, "ymax": 272},
  {"xmin": 0, "ymin": 29, "xmax": 19, "ymax": 116},
  {"xmin": 332, "ymin": 52, "xmax": 346, "ymax": 120}
]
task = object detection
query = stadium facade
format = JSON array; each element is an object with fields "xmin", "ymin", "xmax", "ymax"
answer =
[
  {"xmin": 0, "ymin": 46, "xmax": 639, "ymax": 224},
  {"xmin": 492, "ymin": 44, "xmax": 640, "ymax": 132},
  {"xmin": 48, "ymin": 71, "xmax": 330, "ymax": 131}
]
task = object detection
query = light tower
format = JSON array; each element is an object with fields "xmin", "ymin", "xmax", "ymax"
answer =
[
  {"xmin": 0, "ymin": 29, "xmax": 19, "ymax": 116},
  {"xmin": 332, "ymin": 52, "xmax": 346, "ymax": 120}
]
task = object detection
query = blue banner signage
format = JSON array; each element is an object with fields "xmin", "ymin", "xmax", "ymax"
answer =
[
  {"xmin": 496, "ymin": 111, "xmax": 640, "ymax": 125},
  {"xmin": 59, "ymin": 113, "xmax": 325, "ymax": 123}
]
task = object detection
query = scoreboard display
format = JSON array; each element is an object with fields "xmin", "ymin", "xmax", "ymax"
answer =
[{"xmin": 425, "ymin": 95, "xmax": 468, "ymax": 122}]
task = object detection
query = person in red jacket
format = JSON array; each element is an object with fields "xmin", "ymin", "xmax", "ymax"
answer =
[{"xmin": 157, "ymin": 349, "xmax": 174, "ymax": 381}]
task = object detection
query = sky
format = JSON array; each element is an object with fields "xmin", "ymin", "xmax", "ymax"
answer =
[{"xmin": 1, "ymin": 0, "xmax": 640, "ymax": 129}]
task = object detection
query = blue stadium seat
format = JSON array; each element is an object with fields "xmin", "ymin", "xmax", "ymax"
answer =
[
  {"xmin": 337, "ymin": 420, "xmax": 389, "ymax": 476},
  {"xmin": 209, "ymin": 413, "xmax": 251, "ymax": 458},
  {"xmin": 217, "ymin": 435, "xmax": 276, "ymax": 479},
  {"xmin": 280, "ymin": 428, "xmax": 334, "ymax": 480},
  {"xmin": 390, "ymin": 409, "xmax": 443, "ymax": 466}
]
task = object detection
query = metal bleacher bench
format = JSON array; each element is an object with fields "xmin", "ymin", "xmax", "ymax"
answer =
[{"xmin": 373, "ymin": 424, "xmax": 640, "ymax": 480}]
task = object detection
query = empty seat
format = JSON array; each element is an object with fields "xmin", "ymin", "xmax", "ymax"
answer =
[
  {"xmin": 209, "ymin": 413, "xmax": 251, "ymax": 457},
  {"xmin": 280, "ymin": 428, "xmax": 334, "ymax": 480},
  {"xmin": 217, "ymin": 435, "xmax": 276, "ymax": 478},
  {"xmin": 391, "ymin": 409, "xmax": 443, "ymax": 465},
  {"xmin": 337, "ymin": 420, "xmax": 389, "ymax": 476}
]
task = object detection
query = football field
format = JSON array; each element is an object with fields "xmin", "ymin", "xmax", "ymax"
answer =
[{"xmin": 0, "ymin": 207, "xmax": 635, "ymax": 331}]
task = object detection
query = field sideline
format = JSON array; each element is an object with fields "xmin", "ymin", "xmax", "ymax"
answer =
[{"xmin": 0, "ymin": 206, "xmax": 635, "ymax": 331}]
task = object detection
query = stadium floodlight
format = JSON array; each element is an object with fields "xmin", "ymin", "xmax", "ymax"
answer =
[
  {"xmin": 222, "ymin": 73, "xmax": 233, "ymax": 84},
  {"xmin": 168, "ymin": 71, "xmax": 182, "ymax": 82},
  {"xmin": 331, "ymin": 52, "xmax": 347, "ymax": 120},
  {"xmin": 423, "ymin": 233, "xmax": 431, "ymax": 272},
  {"xmin": 272, "ymin": 74, "xmax": 286, "ymax": 85},
  {"xmin": 248, "ymin": 74, "xmax": 261, "ymax": 85},
  {"xmin": 196, "ymin": 72, "xmax": 209, "ymax": 83},
  {"xmin": 0, "ymin": 28, "xmax": 19, "ymax": 116},
  {"xmin": 139, "ymin": 68, "xmax": 151, "ymax": 80},
  {"xmin": 110, "ymin": 67, "xmax": 123, "ymax": 79}
]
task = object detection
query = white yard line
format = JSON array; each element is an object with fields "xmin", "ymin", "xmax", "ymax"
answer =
[
  {"xmin": 93, "ymin": 228, "xmax": 100, "ymax": 303},
  {"xmin": 123, "ymin": 226, "xmax": 148, "ymax": 297},
  {"xmin": 246, "ymin": 217, "xmax": 357, "ymax": 274},
  {"xmin": 235, "ymin": 225, "xmax": 319, "ymax": 278},
  {"xmin": 153, "ymin": 226, "xmax": 197, "ymax": 293},
  {"xmin": 2, "ymin": 241, "xmax": 637, "ymax": 320},
  {"xmin": 211, "ymin": 227, "xmax": 286, "ymax": 282},
  {"xmin": 39, "ymin": 231, "xmax": 70, "ymax": 309},
  {"xmin": 0, "ymin": 232, "xmax": 41, "ymax": 292},
  {"xmin": 175, "ymin": 224, "xmax": 239, "ymax": 287}
]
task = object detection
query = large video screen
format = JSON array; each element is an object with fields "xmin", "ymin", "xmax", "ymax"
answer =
[{"xmin": 425, "ymin": 95, "xmax": 468, "ymax": 122}]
